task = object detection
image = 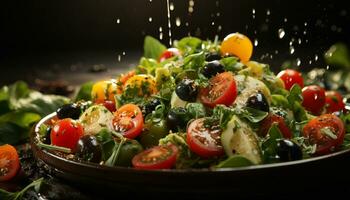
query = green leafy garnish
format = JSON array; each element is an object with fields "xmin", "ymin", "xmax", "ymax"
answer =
[
  {"xmin": 216, "ymin": 155, "xmax": 253, "ymax": 168},
  {"xmin": 0, "ymin": 178, "xmax": 44, "ymax": 200},
  {"xmin": 144, "ymin": 36, "xmax": 167, "ymax": 60}
]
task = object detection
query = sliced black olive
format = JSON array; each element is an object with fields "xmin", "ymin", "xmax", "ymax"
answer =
[
  {"xmin": 175, "ymin": 79, "xmax": 198, "ymax": 102},
  {"xmin": 75, "ymin": 135, "xmax": 102, "ymax": 163},
  {"xmin": 42, "ymin": 126, "xmax": 51, "ymax": 144},
  {"xmin": 205, "ymin": 52, "xmax": 222, "ymax": 61},
  {"xmin": 56, "ymin": 103, "xmax": 82, "ymax": 119},
  {"xmin": 142, "ymin": 98, "xmax": 162, "ymax": 117},
  {"xmin": 246, "ymin": 92, "xmax": 270, "ymax": 112},
  {"xmin": 166, "ymin": 107, "xmax": 190, "ymax": 132},
  {"xmin": 201, "ymin": 60, "xmax": 225, "ymax": 78},
  {"xmin": 276, "ymin": 139, "xmax": 302, "ymax": 161}
]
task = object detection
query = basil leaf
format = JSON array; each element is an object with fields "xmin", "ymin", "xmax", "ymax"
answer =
[
  {"xmin": 137, "ymin": 57, "xmax": 159, "ymax": 75},
  {"xmin": 0, "ymin": 178, "xmax": 44, "ymax": 200},
  {"xmin": 239, "ymin": 107, "xmax": 268, "ymax": 123},
  {"xmin": 182, "ymin": 52, "xmax": 206, "ymax": 70},
  {"xmin": 220, "ymin": 57, "xmax": 243, "ymax": 72},
  {"xmin": 74, "ymin": 81, "xmax": 94, "ymax": 101},
  {"xmin": 262, "ymin": 123, "xmax": 283, "ymax": 162},
  {"xmin": 0, "ymin": 122, "xmax": 27, "ymax": 145},
  {"xmin": 286, "ymin": 85, "xmax": 307, "ymax": 122},
  {"xmin": 186, "ymin": 103, "xmax": 206, "ymax": 119},
  {"xmin": 216, "ymin": 155, "xmax": 253, "ymax": 168},
  {"xmin": 144, "ymin": 36, "xmax": 167, "ymax": 59},
  {"xmin": 175, "ymin": 37, "xmax": 202, "ymax": 54}
]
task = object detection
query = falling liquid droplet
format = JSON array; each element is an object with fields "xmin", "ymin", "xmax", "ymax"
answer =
[
  {"xmin": 149, "ymin": 0, "xmax": 152, "ymax": 2},
  {"xmin": 315, "ymin": 55, "xmax": 319, "ymax": 61},
  {"xmin": 267, "ymin": 9, "xmax": 271, "ymax": 15},
  {"xmin": 166, "ymin": 0, "xmax": 173, "ymax": 46},
  {"xmin": 159, "ymin": 32, "xmax": 163, "ymax": 40},
  {"xmin": 303, "ymin": 31, "xmax": 307, "ymax": 35},
  {"xmin": 304, "ymin": 22, "xmax": 308, "ymax": 26},
  {"xmin": 290, "ymin": 46, "xmax": 295, "ymax": 54},
  {"xmin": 218, "ymin": 25, "xmax": 222, "ymax": 31},
  {"xmin": 148, "ymin": 17, "xmax": 153, "ymax": 22},
  {"xmin": 122, "ymin": 51, "xmax": 126, "ymax": 56},
  {"xmin": 117, "ymin": 55, "xmax": 121, "ymax": 62},
  {"xmin": 284, "ymin": 18, "xmax": 288, "ymax": 22},
  {"xmin": 170, "ymin": 2, "xmax": 175, "ymax": 11},
  {"xmin": 216, "ymin": 12, "xmax": 220, "ymax": 17},
  {"xmin": 159, "ymin": 27, "xmax": 163, "ymax": 32},
  {"xmin": 296, "ymin": 58, "xmax": 301, "ymax": 66},
  {"xmin": 275, "ymin": 50, "xmax": 279, "ymax": 54},
  {"xmin": 309, "ymin": 60, "xmax": 312, "ymax": 64},
  {"xmin": 254, "ymin": 39, "xmax": 258, "ymax": 47},
  {"xmin": 116, "ymin": 18, "xmax": 121, "ymax": 24},
  {"xmin": 298, "ymin": 38, "xmax": 302, "ymax": 44},
  {"xmin": 185, "ymin": 22, "xmax": 189, "ymax": 26},
  {"xmin": 175, "ymin": 17, "xmax": 181, "ymax": 26},
  {"xmin": 278, "ymin": 28, "xmax": 285, "ymax": 39},
  {"xmin": 211, "ymin": 21, "xmax": 215, "ymax": 26},
  {"xmin": 252, "ymin": 9, "xmax": 256, "ymax": 14}
]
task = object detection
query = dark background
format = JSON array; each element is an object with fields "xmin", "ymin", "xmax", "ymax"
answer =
[{"xmin": 0, "ymin": 0, "xmax": 349, "ymax": 86}]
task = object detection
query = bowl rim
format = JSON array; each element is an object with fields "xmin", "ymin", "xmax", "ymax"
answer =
[{"xmin": 32, "ymin": 112, "xmax": 350, "ymax": 174}]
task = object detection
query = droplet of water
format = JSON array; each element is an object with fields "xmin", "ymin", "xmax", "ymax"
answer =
[
  {"xmin": 122, "ymin": 51, "xmax": 126, "ymax": 56},
  {"xmin": 267, "ymin": 9, "xmax": 271, "ymax": 15},
  {"xmin": 278, "ymin": 28, "xmax": 285, "ymax": 39},
  {"xmin": 275, "ymin": 50, "xmax": 279, "ymax": 54},
  {"xmin": 252, "ymin": 9, "xmax": 256, "ymax": 14},
  {"xmin": 148, "ymin": 17, "xmax": 153, "ymax": 22},
  {"xmin": 189, "ymin": 0, "xmax": 194, "ymax": 6},
  {"xmin": 159, "ymin": 27, "xmax": 163, "ymax": 32},
  {"xmin": 303, "ymin": 31, "xmax": 307, "ymax": 35},
  {"xmin": 304, "ymin": 22, "xmax": 308, "ymax": 26},
  {"xmin": 296, "ymin": 58, "xmax": 301, "ymax": 66},
  {"xmin": 170, "ymin": 2, "xmax": 175, "ymax": 11},
  {"xmin": 218, "ymin": 25, "xmax": 222, "ymax": 31},
  {"xmin": 298, "ymin": 38, "xmax": 302, "ymax": 44},
  {"xmin": 309, "ymin": 60, "xmax": 312, "ymax": 64},
  {"xmin": 290, "ymin": 46, "xmax": 295, "ymax": 54},
  {"xmin": 211, "ymin": 21, "xmax": 215, "ymax": 26},
  {"xmin": 188, "ymin": 7, "xmax": 194, "ymax": 13},
  {"xmin": 166, "ymin": 0, "xmax": 173, "ymax": 45},
  {"xmin": 159, "ymin": 32, "xmax": 163, "ymax": 40},
  {"xmin": 284, "ymin": 18, "xmax": 288, "ymax": 22},
  {"xmin": 175, "ymin": 17, "xmax": 181, "ymax": 26},
  {"xmin": 216, "ymin": 12, "xmax": 220, "ymax": 17},
  {"xmin": 254, "ymin": 39, "xmax": 258, "ymax": 47},
  {"xmin": 315, "ymin": 55, "xmax": 319, "ymax": 61},
  {"xmin": 116, "ymin": 18, "xmax": 121, "ymax": 24},
  {"xmin": 185, "ymin": 22, "xmax": 189, "ymax": 26},
  {"xmin": 117, "ymin": 55, "xmax": 121, "ymax": 62}
]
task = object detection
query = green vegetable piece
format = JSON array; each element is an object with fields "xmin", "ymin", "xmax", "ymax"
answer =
[
  {"xmin": 325, "ymin": 43, "xmax": 350, "ymax": 70},
  {"xmin": 220, "ymin": 57, "xmax": 243, "ymax": 72},
  {"xmin": 140, "ymin": 119, "xmax": 169, "ymax": 148},
  {"xmin": 74, "ymin": 81, "xmax": 94, "ymax": 101},
  {"xmin": 144, "ymin": 36, "xmax": 167, "ymax": 59},
  {"xmin": 0, "ymin": 178, "xmax": 44, "ymax": 200},
  {"xmin": 175, "ymin": 37, "xmax": 202, "ymax": 54},
  {"xmin": 216, "ymin": 155, "xmax": 253, "ymax": 168},
  {"xmin": 186, "ymin": 103, "xmax": 206, "ymax": 119}
]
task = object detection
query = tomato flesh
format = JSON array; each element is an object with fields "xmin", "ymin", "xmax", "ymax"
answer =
[
  {"xmin": 51, "ymin": 118, "xmax": 84, "ymax": 150},
  {"xmin": 0, "ymin": 144, "xmax": 20, "ymax": 182},
  {"xmin": 101, "ymin": 100, "xmax": 116, "ymax": 112},
  {"xmin": 187, "ymin": 118, "xmax": 224, "ymax": 158},
  {"xmin": 302, "ymin": 114, "xmax": 345, "ymax": 155},
  {"xmin": 277, "ymin": 69, "xmax": 304, "ymax": 91},
  {"xmin": 325, "ymin": 91, "xmax": 345, "ymax": 114},
  {"xmin": 132, "ymin": 145, "xmax": 178, "ymax": 169},
  {"xmin": 302, "ymin": 85, "xmax": 326, "ymax": 115},
  {"xmin": 113, "ymin": 104, "xmax": 144, "ymax": 139},
  {"xmin": 159, "ymin": 48, "xmax": 181, "ymax": 62},
  {"xmin": 199, "ymin": 72, "xmax": 237, "ymax": 108},
  {"xmin": 259, "ymin": 114, "xmax": 292, "ymax": 139}
]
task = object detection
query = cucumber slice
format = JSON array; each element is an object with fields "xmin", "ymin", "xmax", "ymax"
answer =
[
  {"xmin": 79, "ymin": 105, "xmax": 114, "ymax": 135},
  {"xmin": 221, "ymin": 115, "xmax": 262, "ymax": 164},
  {"xmin": 170, "ymin": 91, "xmax": 188, "ymax": 108}
]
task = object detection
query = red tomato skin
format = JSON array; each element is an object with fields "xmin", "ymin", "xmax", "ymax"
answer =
[
  {"xmin": 277, "ymin": 69, "xmax": 304, "ymax": 91},
  {"xmin": 302, "ymin": 85, "xmax": 326, "ymax": 115},
  {"xmin": 325, "ymin": 91, "xmax": 345, "ymax": 114},
  {"xmin": 159, "ymin": 48, "xmax": 181, "ymax": 62},
  {"xmin": 199, "ymin": 72, "xmax": 237, "ymax": 108},
  {"xmin": 132, "ymin": 145, "xmax": 178, "ymax": 170},
  {"xmin": 113, "ymin": 104, "xmax": 144, "ymax": 139},
  {"xmin": 0, "ymin": 144, "xmax": 20, "ymax": 182},
  {"xmin": 259, "ymin": 114, "xmax": 293, "ymax": 139},
  {"xmin": 101, "ymin": 100, "xmax": 116, "ymax": 112},
  {"xmin": 186, "ymin": 118, "xmax": 224, "ymax": 158},
  {"xmin": 302, "ymin": 114, "xmax": 345, "ymax": 155},
  {"xmin": 50, "ymin": 119, "xmax": 84, "ymax": 150}
]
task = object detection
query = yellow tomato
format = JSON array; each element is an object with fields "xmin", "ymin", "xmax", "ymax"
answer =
[
  {"xmin": 91, "ymin": 79, "xmax": 118, "ymax": 103},
  {"xmin": 124, "ymin": 74, "xmax": 157, "ymax": 96},
  {"xmin": 220, "ymin": 33, "xmax": 253, "ymax": 62}
]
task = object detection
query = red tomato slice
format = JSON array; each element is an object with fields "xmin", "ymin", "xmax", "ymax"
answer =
[
  {"xmin": 259, "ymin": 114, "xmax": 292, "ymax": 139},
  {"xmin": 51, "ymin": 118, "xmax": 84, "ymax": 150},
  {"xmin": 302, "ymin": 114, "xmax": 345, "ymax": 155},
  {"xmin": 0, "ymin": 144, "xmax": 20, "ymax": 182},
  {"xmin": 187, "ymin": 118, "xmax": 224, "ymax": 158},
  {"xmin": 199, "ymin": 72, "xmax": 237, "ymax": 108},
  {"xmin": 277, "ymin": 69, "xmax": 304, "ymax": 91},
  {"xmin": 302, "ymin": 85, "xmax": 326, "ymax": 115},
  {"xmin": 159, "ymin": 48, "xmax": 181, "ymax": 62},
  {"xmin": 113, "ymin": 104, "xmax": 144, "ymax": 139},
  {"xmin": 325, "ymin": 91, "xmax": 345, "ymax": 114},
  {"xmin": 132, "ymin": 145, "xmax": 178, "ymax": 169}
]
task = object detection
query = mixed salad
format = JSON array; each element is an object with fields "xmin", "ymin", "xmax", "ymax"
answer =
[{"xmin": 33, "ymin": 33, "xmax": 350, "ymax": 170}]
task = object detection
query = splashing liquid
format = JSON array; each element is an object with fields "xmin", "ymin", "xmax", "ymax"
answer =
[{"xmin": 166, "ymin": 0, "xmax": 173, "ymax": 46}]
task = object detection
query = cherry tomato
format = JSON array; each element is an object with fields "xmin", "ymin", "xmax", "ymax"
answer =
[
  {"xmin": 259, "ymin": 114, "xmax": 292, "ymax": 139},
  {"xmin": 116, "ymin": 70, "xmax": 136, "ymax": 94},
  {"xmin": 302, "ymin": 114, "xmax": 345, "ymax": 155},
  {"xmin": 132, "ymin": 144, "xmax": 178, "ymax": 169},
  {"xmin": 51, "ymin": 118, "xmax": 84, "ymax": 150},
  {"xmin": 101, "ymin": 100, "xmax": 116, "ymax": 112},
  {"xmin": 91, "ymin": 79, "xmax": 118, "ymax": 103},
  {"xmin": 124, "ymin": 75, "xmax": 157, "ymax": 97},
  {"xmin": 325, "ymin": 91, "xmax": 345, "ymax": 114},
  {"xmin": 220, "ymin": 33, "xmax": 253, "ymax": 62},
  {"xmin": 199, "ymin": 72, "xmax": 237, "ymax": 108},
  {"xmin": 0, "ymin": 144, "xmax": 20, "ymax": 182},
  {"xmin": 159, "ymin": 48, "xmax": 181, "ymax": 62},
  {"xmin": 113, "ymin": 104, "xmax": 144, "ymax": 139},
  {"xmin": 302, "ymin": 85, "xmax": 326, "ymax": 115},
  {"xmin": 277, "ymin": 69, "xmax": 304, "ymax": 91},
  {"xmin": 187, "ymin": 118, "xmax": 224, "ymax": 158}
]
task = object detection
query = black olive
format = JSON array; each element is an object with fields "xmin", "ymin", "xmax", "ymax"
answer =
[
  {"xmin": 42, "ymin": 126, "xmax": 51, "ymax": 144},
  {"xmin": 175, "ymin": 79, "xmax": 198, "ymax": 102},
  {"xmin": 205, "ymin": 52, "xmax": 222, "ymax": 61},
  {"xmin": 56, "ymin": 103, "xmax": 81, "ymax": 119},
  {"xmin": 276, "ymin": 139, "xmax": 303, "ymax": 161},
  {"xmin": 75, "ymin": 135, "xmax": 102, "ymax": 163},
  {"xmin": 246, "ymin": 92, "xmax": 270, "ymax": 112},
  {"xmin": 201, "ymin": 60, "xmax": 225, "ymax": 78},
  {"xmin": 142, "ymin": 98, "xmax": 162, "ymax": 117},
  {"xmin": 166, "ymin": 107, "xmax": 190, "ymax": 132}
]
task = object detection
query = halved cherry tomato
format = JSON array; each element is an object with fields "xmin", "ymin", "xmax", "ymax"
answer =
[
  {"xmin": 302, "ymin": 85, "xmax": 326, "ymax": 115},
  {"xmin": 159, "ymin": 48, "xmax": 181, "ymax": 62},
  {"xmin": 91, "ymin": 79, "xmax": 118, "ymax": 103},
  {"xmin": 277, "ymin": 69, "xmax": 304, "ymax": 91},
  {"xmin": 259, "ymin": 114, "xmax": 292, "ymax": 139},
  {"xmin": 302, "ymin": 114, "xmax": 345, "ymax": 155},
  {"xmin": 220, "ymin": 32, "xmax": 253, "ymax": 62},
  {"xmin": 187, "ymin": 118, "xmax": 224, "ymax": 158},
  {"xmin": 199, "ymin": 72, "xmax": 237, "ymax": 108},
  {"xmin": 51, "ymin": 118, "xmax": 84, "ymax": 150},
  {"xmin": 113, "ymin": 104, "xmax": 144, "ymax": 139},
  {"xmin": 325, "ymin": 91, "xmax": 345, "ymax": 114},
  {"xmin": 101, "ymin": 100, "xmax": 116, "ymax": 112},
  {"xmin": 0, "ymin": 144, "xmax": 20, "ymax": 182},
  {"xmin": 132, "ymin": 144, "xmax": 178, "ymax": 169}
]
